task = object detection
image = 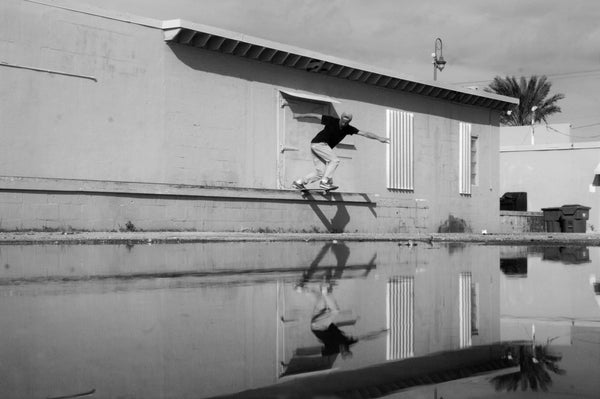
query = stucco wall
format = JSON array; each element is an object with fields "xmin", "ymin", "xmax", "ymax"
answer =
[
  {"xmin": 161, "ymin": 40, "xmax": 501, "ymax": 232},
  {"xmin": 500, "ymin": 123, "xmax": 572, "ymax": 146},
  {"xmin": 0, "ymin": 0, "xmax": 168, "ymax": 183},
  {"xmin": 1, "ymin": 0, "xmax": 503, "ymax": 233}
]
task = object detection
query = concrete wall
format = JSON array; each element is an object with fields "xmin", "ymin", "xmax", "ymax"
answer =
[
  {"xmin": 500, "ymin": 123, "xmax": 572, "ymax": 146},
  {"xmin": 0, "ymin": 0, "xmax": 168, "ymax": 183},
  {"xmin": 0, "ymin": 0, "xmax": 504, "ymax": 233},
  {"xmin": 499, "ymin": 211, "xmax": 545, "ymax": 233},
  {"xmin": 0, "ymin": 176, "xmax": 429, "ymax": 233}
]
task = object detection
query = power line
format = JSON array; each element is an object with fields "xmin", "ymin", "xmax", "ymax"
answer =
[
  {"xmin": 572, "ymin": 122, "xmax": 600, "ymax": 130},
  {"xmin": 546, "ymin": 123, "xmax": 600, "ymax": 139},
  {"xmin": 453, "ymin": 68, "xmax": 600, "ymax": 86},
  {"xmin": 546, "ymin": 68, "xmax": 600, "ymax": 80},
  {"xmin": 452, "ymin": 78, "xmax": 492, "ymax": 85}
]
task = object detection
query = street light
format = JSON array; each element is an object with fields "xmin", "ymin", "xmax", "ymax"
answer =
[
  {"xmin": 432, "ymin": 37, "xmax": 446, "ymax": 81},
  {"xmin": 531, "ymin": 106, "xmax": 538, "ymax": 145}
]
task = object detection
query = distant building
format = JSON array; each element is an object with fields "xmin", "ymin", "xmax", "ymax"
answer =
[
  {"xmin": 500, "ymin": 123, "xmax": 599, "ymax": 232},
  {"xmin": 0, "ymin": 0, "xmax": 517, "ymax": 233}
]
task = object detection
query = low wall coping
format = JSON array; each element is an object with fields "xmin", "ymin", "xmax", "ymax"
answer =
[
  {"xmin": 0, "ymin": 176, "xmax": 376, "ymax": 204},
  {"xmin": 500, "ymin": 210, "xmax": 543, "ymax": 217}
]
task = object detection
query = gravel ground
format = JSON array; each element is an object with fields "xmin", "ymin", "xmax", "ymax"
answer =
[{"xmin": 1, "ymin": 230, "xmax": 600, "ymax": 245}]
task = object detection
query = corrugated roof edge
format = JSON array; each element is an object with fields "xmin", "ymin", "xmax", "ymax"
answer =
[{"xmin": 162, "ymin": 19, "xmax": 519, "ymax": 110}]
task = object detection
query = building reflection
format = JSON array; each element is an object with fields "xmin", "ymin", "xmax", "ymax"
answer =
[
  {"xmin": 500, "ymin": 257, "xmax": 528, "ymax": 276},
  {"xmin": 491, "ymin": 342, "xmax": 565, "ymax": 393},
  {"xmin": 3, "ymin": 241, "xmax": 554, "ymax": 398},
  {"xmin": 459, "ymin": 271, "xmax": 478, "ymax": 348},
  {"xmin": 216, "ymin": 344, "xmax": 515, "ymax": 398},
  {"xmin": 271, "ymin": 242, "xmax": 505, "ymax": 398},
  {"xmin": 542, "ymin": 246, "xmax": 590, "ymax": 264}
]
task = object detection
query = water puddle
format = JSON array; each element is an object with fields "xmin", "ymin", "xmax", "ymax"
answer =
[{"xmin": 1, "ymin": 241, "xmax": 599, "ymax": 398}]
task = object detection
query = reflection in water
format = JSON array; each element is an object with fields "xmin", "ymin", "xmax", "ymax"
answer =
[
  {"xmin": 220, "ymin": 344, "xmax": 515, "ymax": 399},
  {"xmin": 542, "ymin": 246, "xmax": 590, "ymax": 264},
  {"xmin": 281, "ymin": 285, "xmax": 358, "ymax": 376},
  {"xmin": 280, "ymin": 241, "xmax": 383, "ymax": 378},
  {"xmin": 281, "ymin": 285, "xmax": 387, "ymax": 377},
  {"xmin": 295, "ymin": 241, "xmax": 375, "ymax": 290},
  {"xmin": 387, "ymin": 276, "xmax": 414, "ymax": 360},
  {"xmin": 492, "ymin": 342, "xmax": 566, "ymax": 392},
  {"xmin": 1, "ymin": 242, "xmax": 599, "ymax": 398},
  {"xmin": 500, "ymin": 257, "xmax": 528, "ymax": 276}
]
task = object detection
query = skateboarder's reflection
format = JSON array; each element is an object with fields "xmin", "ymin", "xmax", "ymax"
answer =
[
  {"xmin": 281, "ymin": 285, "xmax": 386, "ymax": 377},
  {"xmin": 309, "ymin": 284, "xmax": 358, "ymax": 359}
]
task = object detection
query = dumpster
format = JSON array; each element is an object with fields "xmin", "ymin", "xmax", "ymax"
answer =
[
  {"xmin": 560, "ymin": 204, "xmax": 590, "ymax": 233},
  {"xmin": 542, "ymin": 204, "xmax": 590, "ymax": 233},
  {"xmin": 541, "ymin": 207, "xmax": 562, "ymax": 232},
  {"xmin": 500, "ymin": 192, "xmax": 527, "ymax": 211}
]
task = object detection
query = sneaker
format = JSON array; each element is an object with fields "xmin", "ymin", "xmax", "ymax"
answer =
[
  {"xmin": 292, "ymin": 180, "xmax": 306, "ymax": 190},
  {"xmin": 319, "ymin": 180, "xmax": 338, "ymax": 191}
]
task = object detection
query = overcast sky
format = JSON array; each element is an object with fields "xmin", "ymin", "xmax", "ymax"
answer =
[{"xmin": 80, "ymin": 0, "xmax": 600, "ymax": 140}]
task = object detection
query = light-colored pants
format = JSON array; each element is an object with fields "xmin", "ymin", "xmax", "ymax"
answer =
[
  {"xmin": 310, "ymin": 290, "xmax": 355, "ymax": 330},
  {"xmin": 310, "ymin": 290, "xmax": 341, "ymax": 330},
  {"xmin": 301, "ymin": 142, "xmax": 340, "ymax": 184}
]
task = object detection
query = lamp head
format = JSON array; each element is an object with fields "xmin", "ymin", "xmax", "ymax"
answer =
[{"xmin": 435, "ymin": 56, "xmax": 446, "ymax": 71}]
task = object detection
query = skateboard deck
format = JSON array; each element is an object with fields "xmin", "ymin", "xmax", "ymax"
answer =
[{"xmin": 297, "ymin": 187, "xmax": 338, "ymax": 195}]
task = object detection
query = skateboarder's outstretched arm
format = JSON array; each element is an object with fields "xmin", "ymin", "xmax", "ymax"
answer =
[{"xmin": 356, "ymin": 130, "xmax": 390, "ymax": 144}]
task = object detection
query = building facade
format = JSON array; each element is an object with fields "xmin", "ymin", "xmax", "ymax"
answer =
[
  {"xmin": 500, "ymin": 124, "xmax": 599, "ymax": 232},
  {"xmin": 0, "ymin": 0, "xmax": 517, "ymax": 233}
]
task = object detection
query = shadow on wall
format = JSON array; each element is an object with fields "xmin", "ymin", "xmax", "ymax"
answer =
[
  {"xmin": 166, "ymin": 43, "xmax": 488, "ymax": 124},
  {"xmin": 302, "ymin": 192, "xmax": 352, "ymax": 233},
  {"xmin": 438, "ymin": 215, "xmax": 470, "ymax": 233}
]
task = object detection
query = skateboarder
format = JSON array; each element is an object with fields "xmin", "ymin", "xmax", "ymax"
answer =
[{"xmin": 291, "ymin": 112, "xmax": 389, "ymax": 191}]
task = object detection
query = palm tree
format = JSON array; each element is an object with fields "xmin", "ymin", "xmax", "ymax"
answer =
[{"xmin": 485, "ymin": 75, "xmax": 565, "ymax": 126}]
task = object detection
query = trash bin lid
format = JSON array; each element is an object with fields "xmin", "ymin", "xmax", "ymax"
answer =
[{"xmin": 561, "ymin": 204, "xmax": 591, "ymax": 215}]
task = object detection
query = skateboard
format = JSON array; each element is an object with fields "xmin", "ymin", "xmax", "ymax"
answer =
[{"xmin": 296, "ymin": 186, "xmax": 338, "ymax": 195}]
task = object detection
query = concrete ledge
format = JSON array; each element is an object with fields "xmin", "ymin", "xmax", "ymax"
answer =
[
  {"xmin": 2, "ymin": 231, "xmax": 600, "ymax": 246},
  {"xmin": 0, "ymin": 176, "xmax": 375, "ymax": 204},
  {"xmin": 500, "ymin": 210, "xmax": 543, "ymax": 217},
  {"xmin": 0, "ymin": 176, "xmax": 416, "ymax": 233}
]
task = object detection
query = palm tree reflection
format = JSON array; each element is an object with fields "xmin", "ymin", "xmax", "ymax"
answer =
[{"xmin": 492, "ymin": 343, "xmax": 565, "ymax": 392}]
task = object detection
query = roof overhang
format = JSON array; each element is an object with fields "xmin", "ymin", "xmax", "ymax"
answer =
[
  {"xmin": 162, "ymin": 20, "xmax": 519, "ymax": 111},
  {"xmin": 279, "ymin": 89, "xmax": 340, "ymax": 104}
]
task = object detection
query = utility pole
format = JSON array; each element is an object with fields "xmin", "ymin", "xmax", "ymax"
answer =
[{"xmin": 531, "ymin": 106, "xmax": 537, "ymax": 145}]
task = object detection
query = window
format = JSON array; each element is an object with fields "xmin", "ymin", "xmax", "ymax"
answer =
[
  {"xmin": 471, "ymin": 135, "xmax": 478, "ymax": 186},
  {"xmin": 459, "ymin": 122, "xmax": 472, "ymax": 195},
  {"xmin": 386, "ymin": 110, "xmax": 414, "ymax": 190}
]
